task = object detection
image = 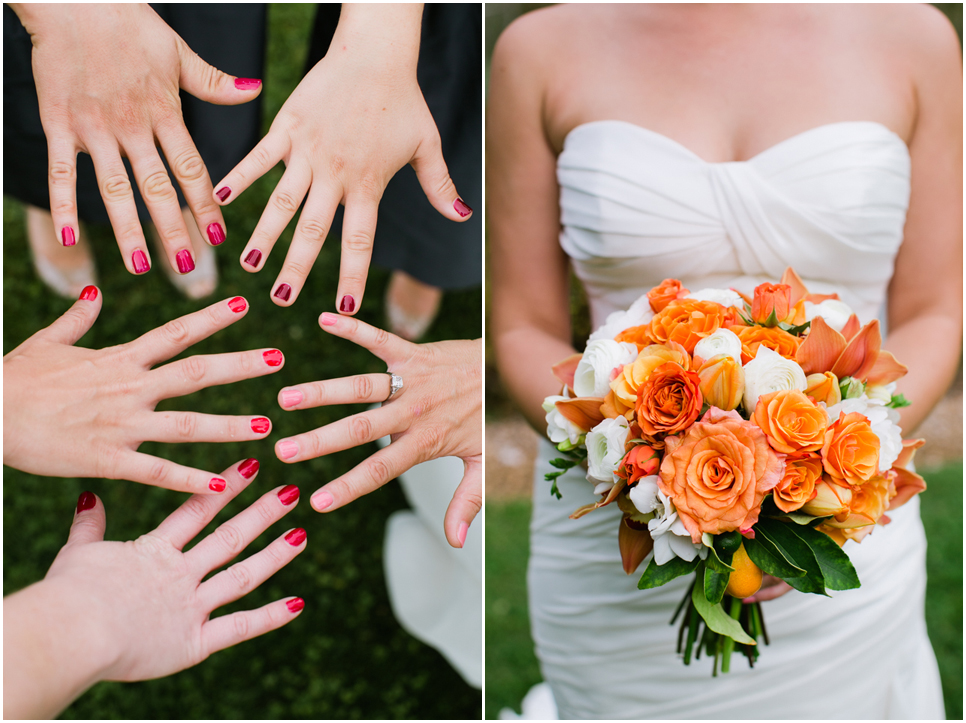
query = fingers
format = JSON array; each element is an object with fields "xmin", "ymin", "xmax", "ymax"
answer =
[
  {"xmin": 443, "ymin": 457, "xmax": 482, "ymax": 549},
  {"xmin": 110, "ymin": 450, "xmax": 237, "ymax": 496},
  {"xmin": 153, "ymin": 458, "xmax": 260, "ymax": 550},
  {"xmin": 202, "ymin": 597, "xmax": 304, "ymax": 658},
  {"xmin": 274, "ymin": 404, "xmax": 397, "ymax": 465},
  {"xmin": 177, "ymin": 38, "xmax": 262, "ymax": 106},
  {"xmin": 88, "ymin": 140, "xmax": 152, "ymax": 274},
  {"xmin": 278, "ymin": 373, "xmax": 391, "ymax": 411},
  {"xmin": 212, "ymin": 131, "xmax": 289, "ymax": 206},
  {"xmin": 35, "ymin": 285, "xmax": 103, "ymax": 345},
  {"xmin": 309, "ymin": 439, "xmax": 423, "ymax": 513},
  {"xmin": 64, "ymin": 492, "xmax": 106, "ymax": 547},
  {"xmin": 143, "ymin": 412, "xmax": 273, "ymax": 445},
  {"xmin": 157, "ymin": 124, "xmax": 226, "ymax": 247},
  {"xmin": 410, "ymin": 129, "xmax": 473, "ymax": 223},
  {"xmin": 150, "ymin": 347, "xmax": 286, "ymax": 399},
  {"xmin": 744, "ymin": 579, "xmax": 794, "ymax": 604},
  {"xmin": 318, "ymin": 312, "xmax": 413, "ymax": 364},
  {"xmin": 335, "ymin": 193, "xmax": 380, "ymax": 315},
  {"xmin": 46, "ymin": 136, "xmax": 80, "ymax": 248}
]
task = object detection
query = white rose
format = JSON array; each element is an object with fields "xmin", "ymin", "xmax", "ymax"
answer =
[
  {"xmin": 631, "ymin": 484, "xmax": 707, "ymax": 565},
  {"xmin": 542, "ymin": 395, "xmax": 583, "ymax": 446},
  {"xmin": 693, "ymin": 328, "xmax": 743, "ymax": 364},
  {"xmin": 804, "ymin": 299, "xmax": 854, "ymax": 333},
  {"xmin": 826, "ymin": 396, "xmax": 903, "ymax": 472},
  {"xmin": 573, "ymin": 339, "xmax": 639, "ymax": 397},
  {"xmin": 588, "ymin": 294, "xmax": 655, "ymax": 342},
  {"xmin": 742, "ymin": 345, "xmax": 807, "ymax": 413},
  {"xmin": 686, "ymin": 288, "xmax": 745, "ymax": 310},
  {"xmin": 585, "ymin": 416, "xmax": 630, "ymax": 484}
]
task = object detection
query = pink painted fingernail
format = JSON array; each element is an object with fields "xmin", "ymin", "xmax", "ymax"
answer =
[
  {"xmin": 277, "ymin": 439, "xmax": 299, "ymax": 460},
  {"xmin": 207, "ymin": 222, "xmax": 226, "ymax": 245},
  {"xmin": 457, "ymin": 521, "xmax": 469, "ymax": 548},
  {"xmin": 132, "ymin": 249, "xmax": 150, "ymax": 274},
  {"xmin": 285, "ymin": 527, "xmax": 306, "ymax": 545},
  {"xmin": 313, "ymin": 490, "xmax": 334, "ymax": 512},
  {"xmin": 319, "ymin": 312, "xmax": 337, "ymax": 326},
  {"xmin": 228, "ymin": 296, "xmax": 247, "ymax": 313},
  {"xmin": 176, "ymin": 249, "xmax": 195, "ymax": 274},
  {"xmin": 234, "ymin": 77, "xmax": 262, "ymax": 90},
  {"xmin": 209, "ymin": 478, "xmax": 227, "ymax": 492},
  {"xmin": 251, "ymin": 417, "xmax": 271, "ymax": 434},
  {"xmin": 274, "ymin": 283, "xmax": 292, "ymax": 302},
  {"xmin": 339, "ymin": 295, "xmax": 355, "ymax": 313},
  {"xmin": 79, "ymin": 285, "xmax": 98, "ymax": 301},
  {"xmin": 216, "ymin": 186, "xmax": 231, "ymax": 202},
  {"xmin": 263, "ymin": 349, "xmax": 283, "ymax": 367},
  {"xmin": 278, "ymin": 485, "xmax": 300, "ymax": 505},
  {"xmin": 454, "ymin": 197, "xmax": 472, "ymax": 217},
  {"xmin": 281, "ymin": 388, "xmax": 303, "ymax": 408},
  {"xmin": 238, "ymin": 458, "xmax": 259, "ymax": 479},
  {"xmin": 62, "ymin": 226, "xmax": 76, "ymax": 246},
  {"xmin": 244, "ymin": 249, "xmax": 262, "ymax": 268},
  {"xmin": 76, "ymin": 491, "xmax": 96, "ymax": 513},
  {"xmin": 287, "ymin": 597, "xmax": 305, "ymax": 613}
]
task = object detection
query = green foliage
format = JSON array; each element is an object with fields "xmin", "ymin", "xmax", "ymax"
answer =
[
  {"xmin": 690, "ymin": 574, "xmax": 755, "ymax": 646},
  {"xmin": 637, "ymin": 555, "xmax": 699, "ymax": 589}
]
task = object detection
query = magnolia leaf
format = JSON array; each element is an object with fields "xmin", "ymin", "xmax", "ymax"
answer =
[
  {"xmin": 755, "ymin": 519, "xmax": 828, "ymax": 596},
  {"xmin": 703, "ymin": 563, "xmax": 730, "ymax": 605},
  {"xmin": 637, "ymin": 555, "xmax": 699, "ymax": 590},
  {"xmin": 785, "ymin": 524, "xmax": 860, "ymax": 591},
  {"xmin": 743, "ymin": 535, "xmax": 806, "ymax": 579},
  {"xmin": 691, "ymin": 581, "xmax": 756, "ymax": 646}
]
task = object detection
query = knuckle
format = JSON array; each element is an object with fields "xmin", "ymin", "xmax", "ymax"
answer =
[
  {"xmin": 419, "ymin": 426, "xmax": 445, "ymax": 458},
  {"xmin": 232, "ymin": 612, "xmax": 252, "ymax": 640},
  {"xmin": 253, "ymin": 497, "xmax": 277, "ymax": 527},
  {"xmin": 342, "ymin": 231, "xmax": 373, "ymax": 254},
  {"xmin": 181, "ymin": 356, "xmax": 208, "ymax": 384},
  {"xmin": 372, "ymin": 327, "xmax": 392, "ymax": 350},
  {"xmin": 179, "ymin": 496, "xmax": 210, "ymax": 527},
  {"xmin": 348, "ymin": 414, "xmax": 374, "ymax": 444},
  {"xmin": 172, "ymin": 150, "xmax": 207, "ymax": 184},
  {"xmin": 262, "ymin": 541, "xmax": 284, "ymax": 567},
  {"xmin": 236, "ymin": 351, "xmax": 256, "ymax": 376},
  {"xmin": 298, "ymin": 219, "xmax": 328, "ymax": 245},
  {"xmin": 272, "ymin": 191, "xmax": 300, "ymax": 215},
  {"xmin": 148, "ymin": 458, "xmax": 173, "ymax": 486},
  {"xmin": 174, "ymin": 413, "xmax": 199, "ymax": 440},
  {"xmin": 216, "ymin": 523, "xmax": 245, "ymax": 557},
  {"xmin": 161, "ymin": 318, "xmax": 192, "ymax": 347},
  {"xmin": 354, "ymin": 173, "xmax": 383, "ymax": 200},
  {"xmin": 141, "ymin": 170, "xmax": 177, "ymax": 203},
  {"xmin": 283, "ymin": 258, "xmax": 312, "ymax": 280},
  {"xmin": 365, "ymin": 456, "xmax": 395, "ymax": 487},
  {"xmin": 353, "ymin": 375, "xmax": 374, "ymax": 400},
  {"xmin": 248, "ymin": 144, "xmax": 276, "ymax": 175},
  {"xmin": 228, "ymin": 563, "xmax": 254, "ymax": 593},
  {"xmin": 101, "ymin": 173, "xmax": 134, "ymax": 202},
  {"xmin": 328, "ymin": 155, "xmax": 346, "ymax": 177},
  {"xmin": 49, "ymin": 160, "xmax": 77, "ymax": 185}
]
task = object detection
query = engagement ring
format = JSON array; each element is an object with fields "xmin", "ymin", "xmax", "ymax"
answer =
[{"xmin": 386, "ymin": 372, "xmax": 403, "ymax": 401}]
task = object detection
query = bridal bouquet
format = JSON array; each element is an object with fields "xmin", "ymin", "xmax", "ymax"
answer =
[{"xmin": 543, "ymin": 269, "xmax": 926, "ymax": 674}]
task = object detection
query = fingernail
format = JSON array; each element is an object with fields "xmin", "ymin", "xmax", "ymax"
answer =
[
  {"xmin": 277, "ymin": 439, "xmax": 299, "ymax": 460},
  {"xmin": 235, "ymin": 77, "xmax": 262, "ymax": 90},
  {"xmin": 209, "ymin": 478, "xmax": 227, "ymax": 492},
  {"xmin": 339, "ymin": 295, "xmax": 355, "ymax": 313},
  {"xmin": 76, "ymin": 491, "xmax": 96, "ymax": 513},
  {"xmin": 457, "ymin": 521, "xmax": 469, "ymax": 548},
  {"xmin": 278, "ymin": 485, "xmax": 300, "ymax": 505},
  {"xmin": 244, "ymin": 249, "xmax": 262, "ymax": 268},
  {"xmin": 274, "ymin": 283, "xmax": 292, "ymax": 302},
  {"xmin": 62, "ymin": 226, "xmax": 76, "ymax": 246},
  {"xmin": 79, "ymin": 285, "xmax": 98, "ymax": 301},
  {"xmin": 132, "ymin": 249, "xmax": 150, "ymax": 274},
  {"xmin": 207, "ymin": 222, "xmax": 226, "ymax": 245},
  {"xmin": 313, "ymin": 490, "xmax": 334, "ymax": 512},
  {"xmin": 238, "ymin": 458, "xmax": 259, "ymax": 479},
  {"xmin": 228, "ymin": 296, "xmax": 247, "ymax": 313},
  {"xmin": 263, "ymin": 349, "xmax": 283, "ymax": 367},
  {"xmin": 286, "ymin": 597, "xmax": 305, "ymax": 613},
  {"xmin": 454, "ymin": 197, "xmax": 472, "ymax": 217},
  {"xmin": 251, "ymin": 417, "xmax": 271, "ymax": 434},
  {"xmin": 319, "ymin": 312, "xmax": 337, "ymax": 326},
  {"xmin": 281, "ymin": 388, "xmax": 303, "ymax": 408},
  {"xmin": 216, "ymin": 186, "xmax": 231, "ymax": 202},
  {"xmin": 176, "ymin": 249, "xmax": 195, "ymax": 274},
  {"xmin": 285, "ymin": 527, "xmax": 306, "ymax": 546}
]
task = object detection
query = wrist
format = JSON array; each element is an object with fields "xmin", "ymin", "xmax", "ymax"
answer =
[{"xmin": 331, "ymin": 4, "xmax": 422, "ymax": 71}]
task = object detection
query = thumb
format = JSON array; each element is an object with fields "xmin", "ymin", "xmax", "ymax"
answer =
[
  {"xmin": 410, "ymin": 129, "xmax": 473, "ymax": 223},
  {"xmin": 65, "ymin": 492, "xmax": 106, "ymax": 547},
  {"xmin": 35, "ymin": 285, "xmax": 102, "ymax": 346},
  {"xmin": 177, "ymin": 39, "xmax": 262, "ymax": 105},
  {"xmin": 443, "ymin": 456, "xmax": 482, "ymax": 549}
]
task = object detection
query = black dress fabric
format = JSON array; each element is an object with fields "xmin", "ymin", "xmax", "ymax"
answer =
[
  {"xmin": 306, "ymin": 5, "xmax": 482, "ymax": 290},
  {"xmin": 3, "ymin": 3, "xmax": 267, "ymax": 225}
]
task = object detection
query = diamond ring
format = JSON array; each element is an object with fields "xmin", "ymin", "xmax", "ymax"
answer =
[{"xmin": 386, "ymin": 372, "xmax": 404, "ymax": 401}]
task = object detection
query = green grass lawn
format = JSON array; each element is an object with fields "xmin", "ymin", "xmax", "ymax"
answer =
[
  {"xmin": 3, "ymin": 5, "xmax": 481, "ymax": 719},
  {"xmin": 485, "ymin": 462, "xmax": 963, "ymax": 720}
]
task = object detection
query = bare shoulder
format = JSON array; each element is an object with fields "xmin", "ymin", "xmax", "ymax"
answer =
[
  {"xmin": 864, "ymin": 5, "xmax": 961, "ymax": 69},
  {"xmin": 491, "ymin": 5, "xmax": 592, "ymax": 70}
]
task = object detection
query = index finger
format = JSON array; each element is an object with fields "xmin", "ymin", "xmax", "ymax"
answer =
[{"xmin": 317, "ymin": 312, "xmax": 414, "ymax": 365}]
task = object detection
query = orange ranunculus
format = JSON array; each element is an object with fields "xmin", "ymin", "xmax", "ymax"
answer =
[
  {"xmin": 822, "ymin": 411, "xmax": 880, "ymax": 486},
  {"xmin": 647, "ymin": 278, "xmax": 690, "ymax": 313},
  {"xmin": 615, "ymin": 324, "xmax": 653, "ymax": 349},
  {"xmin": 751, "ymin": 283, "xmax": 792, "ymax": 326},
  {"xmin": 805, "ymin": 371, "xmax": 841, "ymax": 406},
  {"xmin": 609, "ymin": 342, "xmax": 691, "ymax": 418},
  {"xmin": 772, "ymin": 454, "xmax": 823, "ymax": 513},
  {"xmin": 658, "ymin": 407, "xmax": 785, "ymax": 542},
  {"xmin": 696, "ymin": 354, "xmax": 745, "ymax": 411},
  {"xmin": 752, "ymin": 389, "xmax": 829, "ymax": 454},
  {"xmin": 635, "ymin": 362, "xmax": 703, "ymax": 442},
  {"xmin": 734, "ymin": 325, "xmax": 802, "ymax": 365},
  {"xmin": 617, "ymin": 444, "xmax": 662, "ymax": 486},
  {"xmin": 800, "ymin": 475, "xmax": 852, "ymax": 517},
  {"xmin": 648, "ymin": 299, "xmax": 735, "ymax": 354},
  {"xmin": 822, "ymin": 472, "xmax": 894, "ymax": 543}
]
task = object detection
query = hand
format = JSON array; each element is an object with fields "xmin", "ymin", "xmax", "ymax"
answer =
[
  {"xmin": 274, "ymin": 313, "xmax": 481, "ymax": 548},
  {"xmin": 3, "ymin": 460, "xmax": 306, "ymax": 720},
  {"xmin": 214, "ymin": 4, "xmax": 472, "ymax": 310},
  {"xmin": 3, "ymin": 287, "xmax": 284, "ymax": 493},
  {"xmin": 744, "ymin": 574, "xmax": 794, "ymax": 603},
  {"xmin": 9, "ymin": 3, "xmax": 262, "ymax": 273}
]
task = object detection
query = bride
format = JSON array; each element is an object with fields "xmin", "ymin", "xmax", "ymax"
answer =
[{"xmin": 488, "ymin": 4, "xmax": 961, "ymax": 719}]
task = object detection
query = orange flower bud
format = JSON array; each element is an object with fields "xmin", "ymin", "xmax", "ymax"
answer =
[
  {"xmin": 751, "ymin": 283, "xmax": 792, "ymax": 326},
  {"xmin": 618, "ymin": 444, "xmax": 662, "ymax": 485},
  {"xmin": 805, "ymin": 371, "xmax": 841, "ymax": 406},
  {"xmin": 800, "ymin": 477, "xmax": 852, "ymax": 517},
  {"xmin": 647, "ymin": 278, "xmax": 690, "ymax": 313},
  {"xmin": 696, "ymin": 354, "xmax": 745, "ymax": 411}
]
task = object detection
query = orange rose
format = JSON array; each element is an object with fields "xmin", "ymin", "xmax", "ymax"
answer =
[
  {"xmin": 751, "ymin": 283, "xmax": 792, "ymax": 326},
  {"xmin": 635, "ymin": 362, "xmax": 703, "ymax": 441},
  {"xmin": 734, "ymin": 325, "xmax": 802, "ymax": 365},
  {"xmin": 615, "ymin": 324, "xmax": 653, "ymax": 349},
  {"xmin": 752, "ymin": 389, "xmax": 829, "ymax": 454},
  {"xmin": 772, "ymin": 454, "xmax": 823, "ymax": 513},
  {"xmin": 805, "ymin": 371, "xmax": 841, "ymax": 406},
  {"xmin": 696, "ymin": 354, "xmax": 745, "ymax": 411},
  {"xmin": 609, "ymin": 342, "xmax": 691, "ymax": 417},
  {"xmin": 822, "ymin": 472, "xmax": 894, "ymax": 543},
  {"xmin": 659, "ymin": 407, "xmax": 785, "ymax": 542},
  {"xmin": 617, "ymin": 444, "xmax": 662, "ymax": 486},
  {"xmin": 647, "ymin": 278, "xmax": 690, "ymax": 313},
  {"xmin": 822, "ymin": 411, "xmax": 880, "ymax": 486},
  {"xmin": 648, "ymin": 299, "xmax": 735, "ymax": 354}
]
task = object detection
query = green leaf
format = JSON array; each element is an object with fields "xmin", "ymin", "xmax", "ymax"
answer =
[
  {"xmin": 763, "ymin": 308, "xmax": 780, "ymax": 328},
  {"xmin": 637, "ymin": 555, "xmax": 700, "ymax": 590},
  {"xmin": 704, "ymin": 563, "xmax": 730, "ymax": 605},
  {"xmin": 886, "ymin": 393, "xmax": 911, "ymax": 409},
  {"xmin": 549, "ymin": 479, "xmax": 562, "ymax": 499},
  {"xmin": 784, "ymin": 524, "xmax": 860, "ymax": 591},
  {"xmin": 706, "ymin": 542, "xmax": 736, "ymax": 574},
  {"xmin": 691, "ymin": 582, "xmax": 756, "ymax": 645},
  {"xmin": 777, "ymin": 512, "xmax": 821, "ymax": 525},
  {"xmin": 548, "ymin": 458, "xmax": 575, "ymax": 470},
  {"xmin": 754, "ymin": 519, "xmax": 828, "ymax": 595},
  {"xmin": 743, "ymin": 535, "xmax": 805, "ymax": 578},
  {"xmin": 779, "ymin": 320, "xmax": 811, "ymax": 336}
]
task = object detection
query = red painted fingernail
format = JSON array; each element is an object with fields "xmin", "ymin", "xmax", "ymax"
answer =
[
  {"xmin": 278, "ymin": 485, "xmax": 300, "ymax": 506},
  {"xmin": 62, "ymin": 226, "xmax": 76, "ymax": 246},
  {"xmin": 458, "ymin": 521, "xmax": 469, "ymax": 548},
  {"xmin": 263, "ymin": 349, "xmax": 283, "ymax": 366},
  {"xmin": 216, "ymin": 186, "xmax": 231, "ymax": 202},
  {"xmin": 79, "ymin": 285, "xmax": 98, "ymax": 301},
  {"xmin": 339, "ymin": 295, "xmax": 355, "ymax": 313},
  {"xmin": 281, "ymin": 388, "xmax": 303, "ymax": 407},
  {"xmin": 176, "ymin": 249, "xmax": 195, "ymax": 274},
  {"xmin": 454, "ymin": 197, "xmax": 472, "ymax": 217},
  {"xmin": 76, "ymin": 491, "xmax": 96, "ymax": 513},
  {"xmin": 209, "ymin": 478, "xmax": 226, "ymax": 492},
  {"xmin": 251, "ymin": 417, "xmax": 271, "ymax": 434},
  {"xmin": 277, "ymin": 439, "xmax": 299, "ymax": 460},
  {"xmin": 274, "ymin": 283, "xmax": 292, "ymax": 302},
  {"xmin": 285, "ymin": 527, "xmax": 306, "ymax": 546},
  {"xmin": 313, "ymin": 490, "xmax": 334, "ymax": 512},
  {"xmin": 238, "ymin": 458, "xmax": 259, "ymax": 479},
  {"xmin": 244, "ymin": 249, "xmax": 262, "ymax": 267},
  {"xmin": 286, "ymin": 597, "xmax": 305, "ymax": 613},
  {"xmin": 132, "ymin": 249, "xmax": 150, "ymax": 274},
  {"xmin": 207, "ymin": 222, "xmax": 226, "ymax": 245},
  {"xmin": 228, "ymin": 296, "xmax": 247, "ymax": 313},
  {"xmin": 234, "ymin": 78, "xmax": 262, "ymax": 90},
  {"xmin": 319, "ymin": 312, "xmax": 337, "ymax": 326}
]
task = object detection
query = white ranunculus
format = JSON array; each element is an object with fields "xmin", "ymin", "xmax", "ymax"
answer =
[
  {"xmin": 693, "ymin": 328, "xmax": 743, "ymax": 364},
  {"xmin": 826, "ymin": 396, "xmax": 903, "ymax": 472},
  {"xmin": 542, "ymin": 395, "xmax": 583, "ymax": 446},
  {"xmin": 742, "ymin": 345, "xmax": 807, "ymax": 413},
  {"xmin": 686, "ymin": 288, "xmax": 745, "ymax": 310},
  {"xmin": 588, "ymin": 294, "xmax": 655, "ymax": 343},
  {"xmin": 573, "ymin": 339, "xmax": 639, "ymax": 398},
  {"xmin": 631, "ymin": 483, "xmax": 707, "ymax": 565},
  {"xmin": 804, "ymin": 299, "xmax": 854, "ymax": 333},
  {"xmin": 585, "ymin": 416, "xmax": 630, "ymax": 484},
  {"xmin": 628, "ymin": 475, "xmax": 662, "ymax": 516}
]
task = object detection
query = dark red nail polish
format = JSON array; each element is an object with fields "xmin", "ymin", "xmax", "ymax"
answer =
[
  {"xmin": 286, "ymin": 597, "xmax": 305, "ymax": 613},
  {"xmin": 285, "ymin": 528, "xmax": 306, "ymax": 546},
  {"xmin": 238, "ymin": 458, "xmax": 259, "ymax": 479},
  {"xmin": 176, "ymin": 249, "xmax": 195, "ymax": 274},
  {"xmin": 62, "ymin": 226, "xmax": 76, "ymax": 246},
  {"xmin": 132, "ymin": 249, "xmax": 150, "ymax": 274},
  {"xmin": 274, "ymin": 283, "xmax": 292, "ymax": 301},
  {"xmin": 79, "ymin": 285, "xmax": 98, "ymax": 301},
  {"xmin": 263, "ymin": 349, "xmax": 283, "ymax": 366},
  {"xmin": 251, "ymin": 417, "xmax": 271, "ymax": 434},
  {"xmin": 339, "ymin": 295, "xmax": 355, "ymax": 313},
  {"xmin": 216, "ymin": 186, "xmax": 231, "ymax": 202},
  {"xmin": 76, "ymin": 491, "xmax": 96, "ymax": 513},
  {"xmin": 244, "ymin": 249, "xmax": 262, "ymax": 268},
  {"xmin": 454, "ymin": 197, "xmax": 472, "ymax": 217},
  {"xmin": 228, "ymin": 296, "xmax": 247, "ymax": 313},
  {"xmin": 278, "ymin": 485, "xmax": 300, "ymax": 506},
  {"xmin": 207, "ymin": 222, "xmax": 226, "ymax": 245},
  {"xmin": 234, "ymin": 78, "xmax": 262, "ymax": 90},
  {"xmin": 209, "ymin": 478, "xmax": 226, "ymax": 492}
]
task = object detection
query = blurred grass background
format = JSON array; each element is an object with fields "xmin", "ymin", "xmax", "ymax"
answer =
[{"xmin": 3, "ymin": 4, "xmax": 481, "ymax": 719}]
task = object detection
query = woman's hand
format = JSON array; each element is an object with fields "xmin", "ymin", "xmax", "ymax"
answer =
[
  {"xmin": 3, "ymin": 287, "xmax": 284, "ymax": 493},
  {"xmin": 9, "ymin": 3, "xmax": 261, "ymax": 273},
  {"xmin": 3, "ymin": 460, "xmax": 306, "ymax": 720},
  {"xmin": 213, "ymin": 4, "xmax": 471, "ymax": 311},
  {"xmin": 274, "ymin": 313, "xmax": 481, "ymax": 548},
  {"xmin": 743, "ymin": 575, "xmax": 793, "ymax": 604}
]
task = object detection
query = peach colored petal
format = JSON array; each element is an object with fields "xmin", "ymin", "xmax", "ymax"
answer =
[
  {"xmin": 569, "ymin": 478, "xmax": 628, "ymax": 519},
  {"xmin": 781, "ymin": 267, "xmax": 810, "ymax": 304},
  {"xmin": 895, "ymin": 438, "xmax": 926, "ymax": 470},
  {"xmin": 552, "ymin": 353, "xmax": 583, "ymax": 393},
  {"xmin": 555, "ymin": 397, "xmax": 605, "ymax": 432},
  {"xmin": 839, "ymin": 313, "xmax": 861, "ymax": 342},
  {"xmin": 888, "ymin": 467, "xmax": 926, "ymax": 510},
  {"xmin": 865, "ymin": 349, "xmax": 909, "ymax": 386},
  {"xmin": 831, "ymin": 320, "xmax": 882, "ymax": 380},
  {"xmin": 797, "ymin": 316, "xmax": 846, "ymax": 374},
  {"xmin": 619, "ymin": 517, "xmax": 654, "ymax": 574}
]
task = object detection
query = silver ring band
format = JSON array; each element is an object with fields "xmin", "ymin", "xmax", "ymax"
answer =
[{"xmin": 386, "ymin": 372, "xmax": 403, "ymax": 401}]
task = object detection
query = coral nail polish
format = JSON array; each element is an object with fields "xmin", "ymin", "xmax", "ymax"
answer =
[
  {"xmin": 76, "ymin": 491, "xmax": 96, "ymax": 513},
  {"xmin": 458, "ymin": 521, "xmax": 469, "ymax": 548},
  {"xmin": 339, "ymin": 295, "xmax": 355, "ymax": 313},
  {"xmin": 216, "ymin": 186, "xmax": 231, "ymax": 202},
  {"xmin": 238, "ymin": 458, "xmax": 259, "ymax": 479},
  {"xmin": 209, "ymin": 478, "xmax": 227, "ymax": 492},
  {"xmin": 313, "ymin": 490, "xmax": 334, "ymax": 512},
  {"xmin": 453, "ymin": 197, "xmax": 472, "ymax": 217},
  {"xmin": 244, "ymin": 249, "xmax": 262, "ymax": 268},
  {"xmin": 263, "ymin": 349, "xmax": 283, "ymax": 367},
  {"xmin": 132, "ymin": 249, "xmax": 150, "ymax": 274},
  {"xmin": 234, "ymin": 78, "xmax": 262, "ymax": 90},
  {"xmin": 281, "ymin": 389, "xmax": 303, "ymax": 408},
  {"xmin": 79, "ymin": 285, "xmax": 98, "ymax": 301},
  {"xmin": 274, "ymin": 283, "xmax": 292, "ymax": 302},
  {"xmin": 62, "ymin": 226, "xmax": 76, "ymax": 246},
  {"xmin": 228, "ymin": 296, "xmax": 247, "ymax": 313},
  {"xmin": 277, "ymin": 439, "xmax": 299, "ymax": 460},
  {"xmin": 319, "ymin": 312, "xmax": 337, "ymax": 326},
  {"xmin": 285, "ymin": 527, "xmax": 306, "ymax": 546},
  {"xmin": 278, "ymin": 485, "xmax": 300, "ymax": 506},
  {"xmin": 251, "ymin": 417, "xmax": 271, "ymax": 434},
  {"xmin": 207, "ymin": 222, "xmax": 226, "ymax": 245},
  {"xmin": 176, "ymin": 249, "xmax": 195, "ymax": 274},
  {"xmin": 287, "ymin": 597, "xmax": 305, "ymax": 613}
]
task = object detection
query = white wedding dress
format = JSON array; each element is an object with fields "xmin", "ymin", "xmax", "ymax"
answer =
[{"xmin": 526, "ymin": 120, "xmax": 944, "ymax": 719}]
